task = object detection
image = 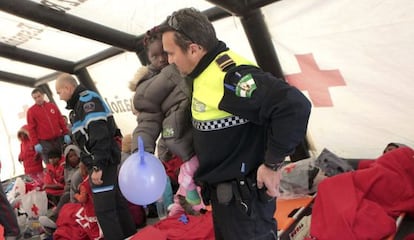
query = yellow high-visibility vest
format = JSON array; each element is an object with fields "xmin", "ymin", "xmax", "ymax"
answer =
[{"xmin": 192, "ymin": 50, "xmax": 255, "ymax": 122}]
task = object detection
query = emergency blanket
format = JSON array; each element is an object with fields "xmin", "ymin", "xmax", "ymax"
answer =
[
  {"xmin": 131, "ymin": 211, "xmax": 214, "ymax": 240},
  {"xmin": 53, "ymin": 203, "xmax": 103, "ymax": 240},
  {"xmin": 309, "ymin": 147, "xmax": 414, "ymax": 240}
]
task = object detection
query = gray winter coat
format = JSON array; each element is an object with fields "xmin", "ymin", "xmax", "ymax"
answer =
[{"xmin": 130, "ymin": 64, "xmax": 194, "ymax": 161}]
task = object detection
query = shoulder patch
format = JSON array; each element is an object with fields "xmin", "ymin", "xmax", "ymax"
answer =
[
  {"xmin": 162, "ymin": 127, "xmax": 175, "ymax": 138},
  {"xmin": 235, "ymin": 74, "xmax": 257, "ymax": 98},
  {"xmin": 215, "ymin": 54, "xmax": 235, "ymax": 72},
  {"xmin": 83, "ymin": 102, "xmax": 95, "ymax": 113}
]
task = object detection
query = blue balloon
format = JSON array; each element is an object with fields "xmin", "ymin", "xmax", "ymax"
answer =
[{"xmin": 118, "ymin": 137, "xmax": 167, "ymax": 205}]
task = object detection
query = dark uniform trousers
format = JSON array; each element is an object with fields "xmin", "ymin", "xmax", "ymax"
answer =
[
  {"xmin": 90, "ymin": 164, "xmax": 136, "ymax": 240},
  {"xmin": 207, "ymin": 174, "xmax": 278, "ymax": 240}
]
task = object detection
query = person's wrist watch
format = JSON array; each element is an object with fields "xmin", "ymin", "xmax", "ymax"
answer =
[
  {"xmin": 263, "ymin": 162, "xmax": 283, "ymax": 171},
  {"xmin": 92, "ymin": 166, "xmax": 101, "ymax": 172}
]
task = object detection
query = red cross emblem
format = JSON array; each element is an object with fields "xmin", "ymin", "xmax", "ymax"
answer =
[
  {"xmin": 285, "ymin": 53, "xmax": 346, "ymax": 107},
  {"xmin": 284, "ymin": 163, "xmax": 296, "ymax": 173},
  {"xmin": 31, "ymin": 204, "xmax": 39, "ymax": 216}
]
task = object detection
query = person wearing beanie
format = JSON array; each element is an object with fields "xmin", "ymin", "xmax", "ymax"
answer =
[
  {"xmin": 63, "ymin": 144, "xmax": 82, "ymax": 202},
  {"xmin": 40, "ymin": 144, "xmax": 83, "ymax": 231}
]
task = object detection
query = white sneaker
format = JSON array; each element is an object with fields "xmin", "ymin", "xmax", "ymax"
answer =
[{"xmin": 39, "ymin": 216, "xmax": 57, "ymax": 229}]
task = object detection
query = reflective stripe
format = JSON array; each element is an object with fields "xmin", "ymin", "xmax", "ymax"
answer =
[
  {"xmin": 71, "ymin": 90, "xmax": 113, "ymax": 143},
  {"xmin": 193, "ymin": 115, "xmax": 249, "ymax": 131},
  {"xmin": 92, "ymin": 185, "xmax": 114, "ymax": 193}
]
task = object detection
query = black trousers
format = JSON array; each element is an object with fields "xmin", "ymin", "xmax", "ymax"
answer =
[
  {"xmin": 90, "ymin": 164, "xmax": 136, "ymax": 240},
  {"xmin": 209, "ymin": 177, "xmax": 277, "ymax": 240}
]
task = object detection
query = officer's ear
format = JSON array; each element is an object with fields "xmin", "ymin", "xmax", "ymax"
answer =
[
  {"xmin": 189, "ymin": 43, "xmax": 203, "ymax": 54},
  {"xmin": 189, "ymin": 43, "xmax": 206, "ymax": 63}
]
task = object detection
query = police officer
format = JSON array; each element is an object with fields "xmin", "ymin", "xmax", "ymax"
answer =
[
  {"xmin": 55, "ymin": 74, "xmax": 136, "ymax": 240},
  {"xmin": 161, "ymin": 8, "xmax": 311, "ymax": 240}
]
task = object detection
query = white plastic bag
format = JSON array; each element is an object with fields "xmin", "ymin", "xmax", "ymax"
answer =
[
  {"xmin": 279, "ymin": 158, "xmax": 326, "ymax": 199},
  {"xmin": 6, "ymin": 177, "xmax": 26, "ymax": 203},
  {"xmin": 20, "ymin": 190, "xmax": 48, "ymax": 218}
]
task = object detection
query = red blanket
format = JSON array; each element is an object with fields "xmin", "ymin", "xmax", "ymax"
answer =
[
  {"xmin": 132, "ymin": 211, "xmax": 214, "ymax": 240},
  {"xmin": 53, "ymin": 203, "xmax": 102, "ymax": 240},
  {"xmin": 309, "ymin": 147, "xmax": 414, "ymax": 240}
]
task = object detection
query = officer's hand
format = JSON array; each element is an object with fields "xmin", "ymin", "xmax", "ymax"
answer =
[
  {"xmin": 256, "ymin": 164, "xmax": 282, "ymax": 198},
  {"xmin": 64, "ymin": 135, "xmax": 72, "ymax": 144},
  {"xmin": 34, "ymin": 144, "xmax": 43, "ymax": 153},
  {"xmin": 91, "ymin": 170, "xmax": 103, "ymax": 185}
]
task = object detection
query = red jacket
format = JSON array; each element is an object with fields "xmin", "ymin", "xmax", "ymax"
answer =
[
  {"xmin": 18, "ymin": 125, "xmax": 43, "ymax": 175},
  {"xmin": 27, "ymin": 101, "xmax": 68, "ymax": 145},
  {"xmin": 74, "ymin": 176, "xmax": 96, "ymax": 217},
  {"xmin": 54, "ymin": 176, "xmax": 102, "ymax": 240},
  {"xmin": 43, "ymin": 157, "xmax": 65, "ymax": 196}
]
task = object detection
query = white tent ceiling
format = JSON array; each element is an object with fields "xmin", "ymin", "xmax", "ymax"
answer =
[{"xmin": 0, "ymin": 0, "xmax": 216, "ymax": 81}]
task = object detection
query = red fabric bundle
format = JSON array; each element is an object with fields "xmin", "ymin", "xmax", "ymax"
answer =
[
  {"xmin": 310, "ymin": 147, "xmax": 414, "ymax": 240},
  {"xmin": 132, "ymin": 211, "xmax": 214, "ymax": 240}
]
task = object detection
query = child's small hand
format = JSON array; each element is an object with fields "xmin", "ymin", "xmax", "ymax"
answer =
[{"xmin": 178, "ymin": 195, "xmax": 200, "ymax": 216}]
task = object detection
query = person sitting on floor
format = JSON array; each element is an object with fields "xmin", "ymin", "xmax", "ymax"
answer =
[
  {"xmin": 53, "ymin": 162, "xmax": 103, "ymax": 240},
  {"xmin": 43, "ymin": 148, "xmax": 65, "ymax": 208},
  {"xmin": 39, "ymin": 144, "xmax": 82, "ymax": 230}
]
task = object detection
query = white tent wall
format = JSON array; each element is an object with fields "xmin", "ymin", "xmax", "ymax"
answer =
[
  {"xmin": 1, "ymin": 0, "xmax": 414, "ymax": 180},
  {"xmin": 84, "ymin": 52, "xmax": 142, "ymax": 136},
  {"xmin": 0, "ymin": 82, "xmax": 33, "ymax": 180},
  {"xmin": 262, "ymin": 0, "xmax": 414, "ymax": 158}
]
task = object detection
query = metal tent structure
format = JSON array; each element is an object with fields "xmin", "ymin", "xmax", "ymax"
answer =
[
  {"xmin": 0, "ymin": 0, "xmax": 310, "ymax": 166},
  {"xmin": 1, "ymin": 0, "xmax": 414, "ymax": 237}
]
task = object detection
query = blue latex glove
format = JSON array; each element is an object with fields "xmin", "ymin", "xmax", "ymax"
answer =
[
  {"xmin": 34, "ymin": 144, "xmax": 43, "ymax": 153},
  {"xmin": 64, "ymin": 134, "xmax": 72, "ymax": 144}
]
